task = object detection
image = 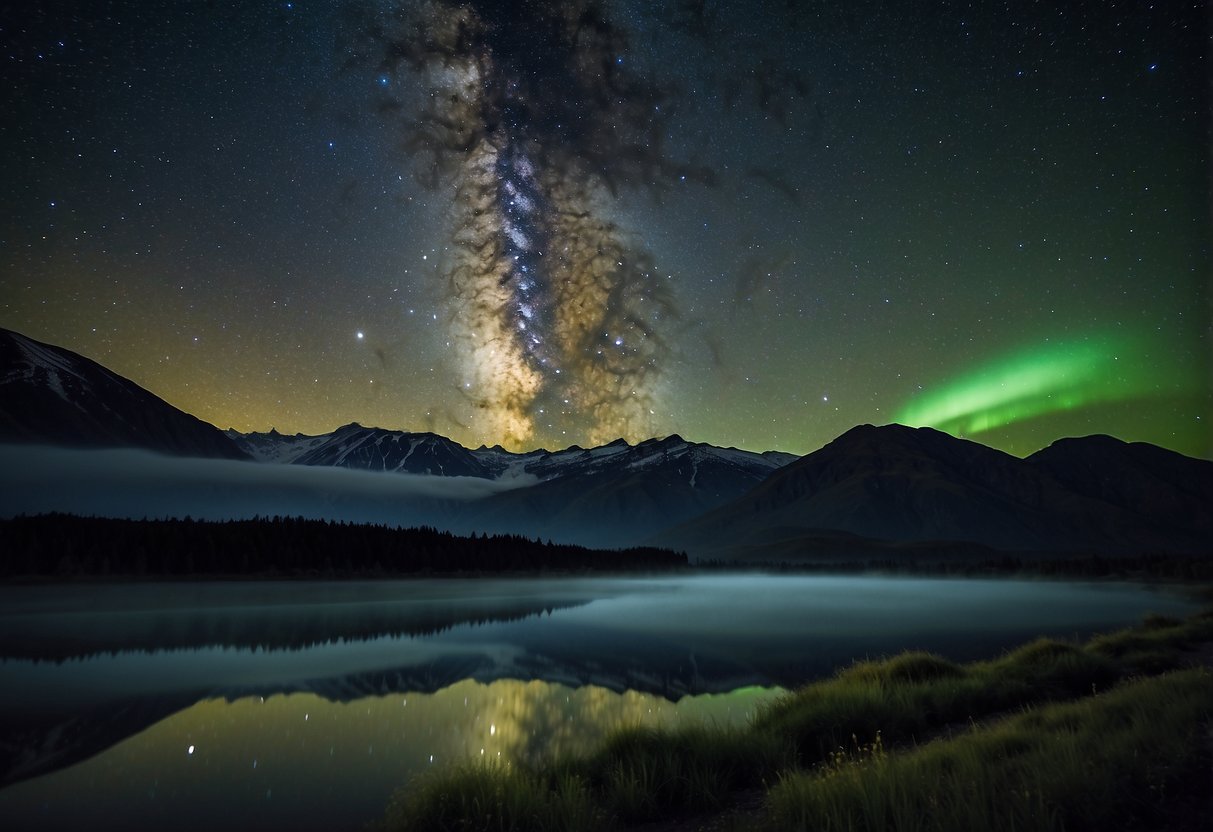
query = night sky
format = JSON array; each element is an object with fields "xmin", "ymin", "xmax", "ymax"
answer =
[{"xmin": 3, "ymin": 1, "xmax": 1209, "ymax": 457}]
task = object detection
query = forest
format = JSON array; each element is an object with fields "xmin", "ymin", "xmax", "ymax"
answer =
[{"xmin": 0, "ymin": 514, "xmax": 687, "ymax": 578}]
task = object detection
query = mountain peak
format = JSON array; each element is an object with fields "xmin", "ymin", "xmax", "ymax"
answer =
[
  {"xmin": 658, "ymin": 421, "xmax": 1212, "ymax": 560},
  {"xmin": 1035, "ymin": 434, "xmax": 1125, "ymax": 454},
  {"xmin": 833, "ymin": 422, "xmax": 945, "ymax": 442},
  {"xmin": 823, "ymin": 422, "xmax": 1008, "ymax": 461},
  {"xmin": 0, "ymin": 327, "xmax": 248, "ymax": 459}
]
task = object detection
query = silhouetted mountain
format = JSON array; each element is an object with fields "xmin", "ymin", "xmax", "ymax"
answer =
[
  {"xmin": 0, "ymin": 695, "xmax": 190, "ymax": 789},
  {"xmin": 0, "ymin": 328, "xmax": 247, "ymax": 459},
  {"xmin": 1027, "ymin": 434, "xmax": 1213, "ymax": 540},
  {"xmin": 6, "ymin": 328, "xmax": 1207, "ymax": 560},
  {"xmin": 657, "ymin": 424, "xmax": 1213, "ymax": 560}
]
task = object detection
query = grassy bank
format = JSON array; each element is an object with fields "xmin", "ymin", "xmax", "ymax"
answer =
[
  {"xmin": 767, "ymin": 668, "xmax": 1211, "ymax": 832},
  {"xmin": 374, "ymin": 608, "xmax": 1213, "ymax": 831}
]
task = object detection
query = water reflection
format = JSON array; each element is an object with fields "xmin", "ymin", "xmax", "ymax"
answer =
[
  {"xmin": 0, "ymin": 575, "xmax": 1200, "ymax": 830},
  {"xmin": 0, "ymin": 679, "xmax": 781, "ymax": 832},
  {"xmin": 0, "ymin": 579, "xmax": 604, "ymax": 659}
]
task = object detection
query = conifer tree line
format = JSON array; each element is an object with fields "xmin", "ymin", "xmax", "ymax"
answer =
[{"xmin": 0, "ymin": 514, "xmax": 687, "ymax": 578}]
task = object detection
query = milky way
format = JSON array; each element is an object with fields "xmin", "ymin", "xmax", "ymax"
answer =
[
  {"xmin": 357, "ymin": 0, "xmax": 717, "ymax": 448},
  {"xmin": 8, "ymin": 0, "xmax": 1206, "ymax": 457}
]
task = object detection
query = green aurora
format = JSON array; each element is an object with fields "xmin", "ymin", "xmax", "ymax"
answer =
[{"xmin": 894, "ymin": 333, "xmax": 1206, "ymax": 452}]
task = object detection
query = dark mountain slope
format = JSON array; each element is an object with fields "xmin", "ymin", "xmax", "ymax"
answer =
[
  {"xmin": 656, "ymin": 424, "xmax": 1210, "ymax": 559},
  {"xmin": 0, "ymin": 328, "xmax": 246, "ymax": 459},
  {"xmin": 460, "ymin": 434, "xmax": 796, "ymax": 547},
  {"xmin": 1027, "ymin": 434, "xmax": 1213, "ymax": 539}
]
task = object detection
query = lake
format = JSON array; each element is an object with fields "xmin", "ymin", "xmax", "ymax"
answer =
[{"xmin": 0, "ymin": 574, "xmax": 1199, "ymax": 831}]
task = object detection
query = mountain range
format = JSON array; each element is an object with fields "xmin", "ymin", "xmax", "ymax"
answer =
[
  {"xmin": 1, "ymin": 326, "xmax": 1209, "ymax": 560},
  {"xmin": 656, "ymin": 423, "xmax": 1212, "ymax": 560},
  {"xmin": 226, "ymin": 423, "xmax": 796, "ymax": 548}
]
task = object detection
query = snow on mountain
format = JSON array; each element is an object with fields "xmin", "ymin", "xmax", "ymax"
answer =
[
  {"xmin": 1, "ymin": 324, "xmax": 798, "ymax": 548},
  {"xmin": 230, "ymin": 425, "xmax": 795, "ymax": 489},
  {"xmin": 456, "ymin": 434, "xmax": 800, "ymax": 548},
  {"xmin": 8, "ymin": 328, "xmax": 1207, "ymax": 560},
  {"xmin": 224, "ymin": 429, "xmax": 331, "ymax": 464},
  {"xmin": 0, "ymin": 328, "xmax": 247, "ymax": 459},
  {"xmin": 224, "ymin": 426, "xmax": 799, "ymax": 547},
  {"xmin": 230, "ymin": 424, "xmax": 496, "ymax": 478}
]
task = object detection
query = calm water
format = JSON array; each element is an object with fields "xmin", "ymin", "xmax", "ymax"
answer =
[{"xmin": 0, "ymin": 575, "xmax": 1198, "ymax": 831}]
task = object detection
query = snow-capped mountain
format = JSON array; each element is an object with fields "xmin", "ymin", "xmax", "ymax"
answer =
[
  {"xmin": 229, "ymin": 423, "xmax": 795, "ymax": 485},
  {"xmin": 229, "ymin": 424, "xmax": 491, "ymax": 477},
  {"xmin": 226, "ymin": 424, "xmax": 798, "ymax": 546},
  {"xmin": 0, "ymin": 326, "xmax": 797, "ymax": 547},
  {"xmin": 6, "ymin": 326, "xmax": 1207, "ymax": 561},
  {"xmin": 460, "ymin": 434, "xmax": 798, "ymax": 547},
  {"xmin": 0, "ymin": 328, "xmax": 247, "ymax": 459},
  {"xmin": 475, "ymin": 435, "xmax": 796, "ymax": 482}
]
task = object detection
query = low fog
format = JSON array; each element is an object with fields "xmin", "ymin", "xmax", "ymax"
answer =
[{"xmin": 0, "ymin": 446, "xmax": 531, "ymax": 527}]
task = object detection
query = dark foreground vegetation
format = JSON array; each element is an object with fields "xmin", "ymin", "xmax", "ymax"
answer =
[
  {"xmin": 0, "ymin": 514, "xmax": 686, "ymax": 578},
  {"xmin": 375, "ymin": 607, "xmax": 1213, "ymax": 831}
]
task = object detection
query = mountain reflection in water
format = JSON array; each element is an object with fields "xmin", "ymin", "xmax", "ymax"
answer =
[
  {"xmin": 0, "ymin": 575, "xmax": 1201, "ymax": 832},
  {"xmin": 0, "ymin": 679, "xmax": 780, "ymax": 832}
]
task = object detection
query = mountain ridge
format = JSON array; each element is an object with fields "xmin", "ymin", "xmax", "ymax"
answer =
[
  {"xmin": 2, "ymin": 326, "xmax": 1209, "ymax": 560},
  {"xmin": 654, "ymin": 423, "xmax": 1212, "ymax": 559},
  {"xmin": 0, "ymin": 327, "xmax": 247, "ymax": 459},
  {"xmin": 225, "ymin": 423, "xmax": 797, "ymax": 546}
]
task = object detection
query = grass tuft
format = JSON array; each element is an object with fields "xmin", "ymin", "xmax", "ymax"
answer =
[
  {"xmin": 983, "ymin": 637, "xmax": 1119, "ymax": 697},
  {"xmin": 580, "ymin": 724, "xmax": 793, "ymax": 822},
  {"xmin": 838, "ymin": 651, "xmax": 965, "ymax": 684},
  {"xmin": 376, "ymin": 761, "xmax": 603, "ymax": 832},
  {"xmin": 1141, "ymin": 612, "xmax": 1184, "ymax": 630},
  {"xmin": 1086, "ymin": 610, "xmax": 1213, "ymax": 674},
  {"xmin": 752, "ymin": 639, "xmax": 1118, "ymax": 762},
  {"xmin": 763, "ymin": 669, "xmax": 1213, "ymax": 832}
]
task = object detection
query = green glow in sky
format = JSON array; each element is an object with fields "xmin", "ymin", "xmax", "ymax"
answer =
[{"xmin": 894, "ymin": 333, "xmax": 1186, "ymax": 438}]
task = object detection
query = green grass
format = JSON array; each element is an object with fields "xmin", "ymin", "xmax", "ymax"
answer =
[
  {"xmin": 1086, "ymin": 608, "xmax": 1213, "ymax": 675},
  {"xmin": 577, "ymin": 724, "xmax": 793, "ymax": 822},
  {"xmin": 764, "ymin": 668, "xmax": 1213, "ymax": 832},
  {"xmin": 751, "ymin": 638, "xmax": 1119, "ymax": 763},
  {"xmin": 371, "ymin": 726, "xmax": 793, "ymax": 831},
  {"xmin": 374, "ymin": 606, "xmax": 1213, "ymax": 831},
  {"xmin": 373, "ymin": 762, "xmax": 604, "ymax": 832}
]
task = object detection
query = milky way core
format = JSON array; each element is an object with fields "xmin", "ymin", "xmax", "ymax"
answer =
[{"xmin": 360, "ymin": 0, "xmax": 706, "ymax": 449}]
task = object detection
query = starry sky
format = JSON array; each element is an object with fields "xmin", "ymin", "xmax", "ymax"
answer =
[{"xmin": 3, "ymin": 0, "xmax": 1209, "ymax": 457}]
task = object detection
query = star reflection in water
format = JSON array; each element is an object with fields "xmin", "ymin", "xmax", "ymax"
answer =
[{"xmin": 0, "ymin": 678, "xmax": 781, "ymax": 832}]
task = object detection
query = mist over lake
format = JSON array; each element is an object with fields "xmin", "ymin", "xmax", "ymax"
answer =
[{"xmin": 0, "ymin": 574, "xmax": 1198, "ymax": 831}]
